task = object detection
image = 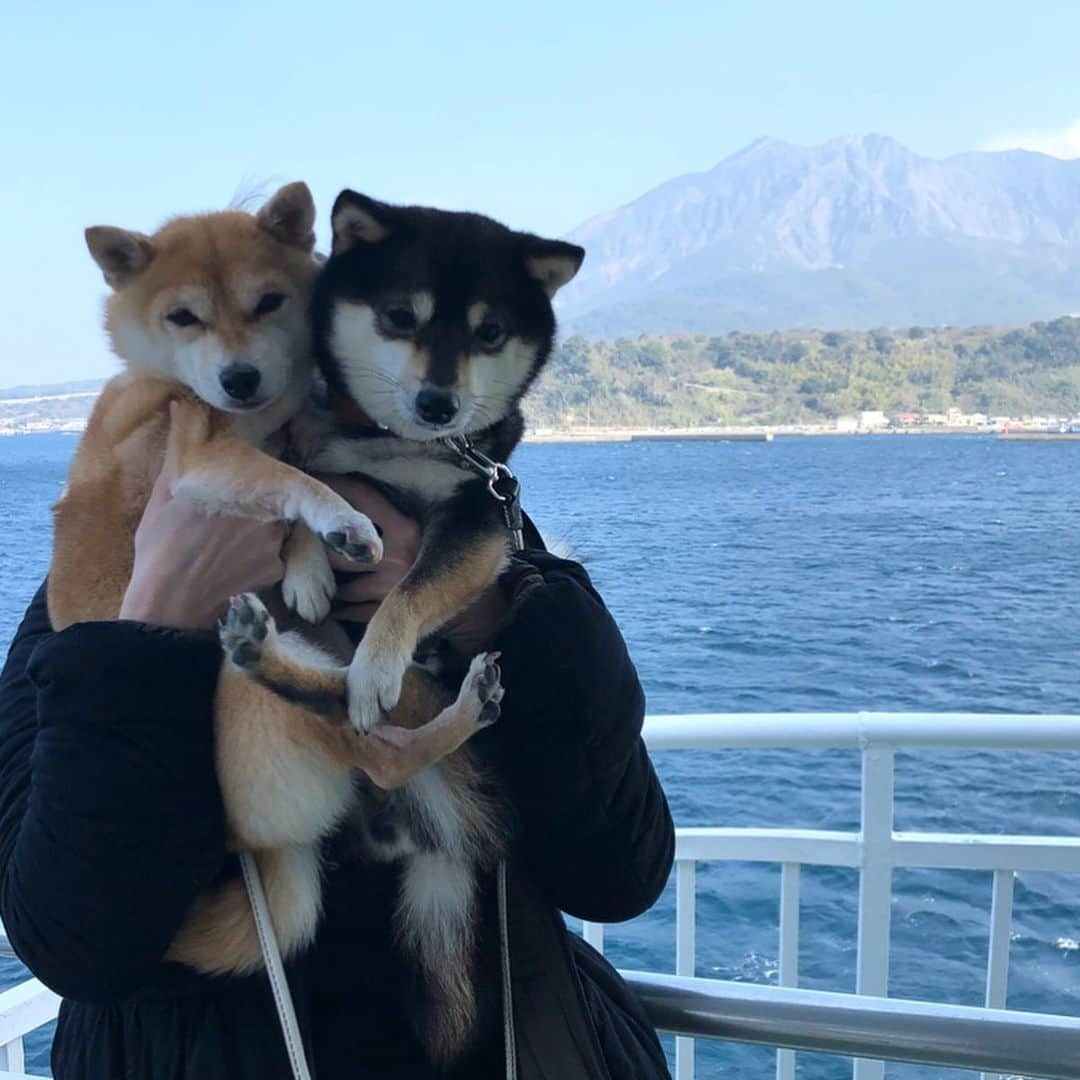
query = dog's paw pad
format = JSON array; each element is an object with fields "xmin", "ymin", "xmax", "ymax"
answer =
[
  {"xmin": 322, "ymin": 513, "xmax": 383, "ymax": 565},
  {"xmin": 473, "ymin": 651, "xmax": 503, "ymax": 703},
  {"xmin": 220, "ymin": 593, "xmax": 274, "ymax": 669},
  {"xmin": 232, "ymin": 641, "xmax": 262, "ymax": 668},
  {"xmin": 459, "ymin": 651, "xmax": 505, "ymax": 727}
]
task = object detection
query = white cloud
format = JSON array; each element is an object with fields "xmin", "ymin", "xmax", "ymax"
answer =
[{"xmin": 982, "ymin": 119, "xmax": 1080, "ymax": 158}]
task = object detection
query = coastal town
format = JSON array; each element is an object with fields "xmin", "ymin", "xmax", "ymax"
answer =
[
  {"xmin": 834, "ymin": 407, "xmax": 1080, "ymax": 435},
  {"xmin": 0, "ymin": 388, "xmax": 100, "ymax": 437}
]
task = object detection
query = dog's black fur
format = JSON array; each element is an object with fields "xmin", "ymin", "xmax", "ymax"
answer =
[{"xmin": 313, "ymin": 191, "xmax": 578, "ymax": 435}]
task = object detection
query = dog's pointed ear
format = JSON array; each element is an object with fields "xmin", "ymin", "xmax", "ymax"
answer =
[
  {"xmin": 257, "ymin": 181, "xmax": 316, "ymax": 251},
  {"xmin": 85, "ymin": 227, "xmax": 156, "ymax": 289},
  {"xmin": 331, "ymin": 190, "xmax": 392, "ymax": 255},
  {"xmin": 523, "ymin": 238, "xmax": 585, "ymax": 298}
]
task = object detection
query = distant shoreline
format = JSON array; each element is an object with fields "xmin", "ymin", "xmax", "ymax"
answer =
[
  {"xmin": 524, "ymin": 425, "xmax": 1013, "ymax": 444},
  {"xmin": 3, "ymin": 424, "xmax": 1075, "ymax": 444}
]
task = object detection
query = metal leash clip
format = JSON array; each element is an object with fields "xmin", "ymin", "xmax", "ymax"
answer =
[{"xmin": 445, "ymin": 435, "xmax": 526, "ymax": 551}]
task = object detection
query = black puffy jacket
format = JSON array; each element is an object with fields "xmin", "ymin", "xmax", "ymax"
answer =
[{"xmin": 0, "ymin": 552, "xmax": 674, "ymax": 1079}]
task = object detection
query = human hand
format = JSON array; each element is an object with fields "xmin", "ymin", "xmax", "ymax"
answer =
[
  {"xmin": 319, "ymin": 475, "xmax": 421, "ymax": 624},
  {"xmin": 119, "ymin": 404, "xmax": 287, "ymax": 630}
]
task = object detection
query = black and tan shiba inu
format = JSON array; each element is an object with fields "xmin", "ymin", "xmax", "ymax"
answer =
[{"xmin": 221, "ymin": 189, "xmax": 584, "ymax": 1061}]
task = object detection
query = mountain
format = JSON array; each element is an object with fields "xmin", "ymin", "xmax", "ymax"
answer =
[{"xmin": 559, "ymin": 135, "xmax": 1080, "ymax": 337}]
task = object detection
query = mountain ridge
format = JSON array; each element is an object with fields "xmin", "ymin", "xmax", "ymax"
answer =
[{"xmin": 558, "ymin": 134, "xmax": 1080, "ymax": 337}]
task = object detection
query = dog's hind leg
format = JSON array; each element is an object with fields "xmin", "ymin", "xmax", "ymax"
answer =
[
  {"xmin": 363, "ymin": 651, "xmax": 503, "ymax": 789},
  {"xmin": 221, "ymin": 594, "xmax": 503, "ymax": 792}
]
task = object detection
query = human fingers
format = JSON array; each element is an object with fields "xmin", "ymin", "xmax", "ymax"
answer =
[
  {"xmin": 161, "ymin": 400, "xmax": 183, "ymax": 483},
  {"xmin": 143, "ymin": 402, "xmax": 182, "ymax": 515}
]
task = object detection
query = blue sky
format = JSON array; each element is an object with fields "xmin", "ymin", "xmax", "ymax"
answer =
[{"xmin": 4, "ymin": 0, "xmax": 1080, "ymax": 385}]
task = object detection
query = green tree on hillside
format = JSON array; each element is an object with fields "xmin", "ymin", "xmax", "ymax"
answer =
[{"xmin": 525, "ymin": 318, "xmax": 1080, "ymax": 428}]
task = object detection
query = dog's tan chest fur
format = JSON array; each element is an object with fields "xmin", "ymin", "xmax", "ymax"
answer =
[{"xmin": 48, "ymin": 376, "xmax": 175, "ymax": 629}]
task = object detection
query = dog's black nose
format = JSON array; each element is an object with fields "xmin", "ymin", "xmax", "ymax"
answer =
[
  {"xmin": 220, "ymin": 364, "xmax": 262, "ymax": 402},
  {"xmin": 415, "ymin": 388, "xmax": 459, "ymax": 426}
]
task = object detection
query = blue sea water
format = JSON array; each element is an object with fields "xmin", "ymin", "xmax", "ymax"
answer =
[{"xmin": 2, "ymin": 432, "xmax": 1079, "ymax": 1078}]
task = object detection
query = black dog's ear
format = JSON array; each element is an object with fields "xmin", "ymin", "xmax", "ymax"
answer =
[
  {"xmin": 85, "ymin": 226, "xmax": 156, "ymax": 288},
  {"xmin": 331, "ymin": 190, "xmax": 393, "ymax": 255},
  {"xmin": 257, "ymin": 181, "xmax": 316, "ymax": 251},
  {"xmin": 523, "ymin": 238, "xmax": 585, "ymax": 298}
]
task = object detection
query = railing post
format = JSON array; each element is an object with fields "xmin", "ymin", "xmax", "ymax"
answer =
[
  {"xmin": 985, "ymin": 869, "xmax": 1014, "ymax": 1010},
  {"xmin": 583, "ymin": 921, "xmax": 604, "ymax": 953},
  {"xmin": 776, "ymin": 862, "xmax": 801, "ymax": 1080},
  {"xmin": 853, "ymin": 745, "xmax": 895, "ymax": 1080},
  {"xmin": 0, "ymin": 1035, "xmax": 25, "ymax": 1073},
  {"xmin": 675, "ymin": 859, "xmax": 697, "ymax": 1080},
  {"xmin": 982, "ymin": 868, "xmax": 1016, "ymax": 1080}
]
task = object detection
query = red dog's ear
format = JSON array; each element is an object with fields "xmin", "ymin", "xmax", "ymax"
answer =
[
  {"xmin": 523, "ymin": 238, "xmax": 585, "ymax": 298},
  {"xmin": 85, "ymin": 226, "xmax": 156, "ymax": 289},
  {"xmin": 257, "ymin": 181, "xmax": 316, "ymax": 252},
  {"xmin": 331, "ymin": 189, "xmax": 393, "ymax": 255}
]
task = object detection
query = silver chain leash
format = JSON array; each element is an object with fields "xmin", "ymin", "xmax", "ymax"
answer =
[{"xmin": 444, "ymin": 435, "xmax": 525, "ymax": 551}]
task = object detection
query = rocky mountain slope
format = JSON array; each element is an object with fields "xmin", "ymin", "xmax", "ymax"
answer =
[{"xmin": 560, "ymin": 135, "xmax": 1080, "ymax": 336}]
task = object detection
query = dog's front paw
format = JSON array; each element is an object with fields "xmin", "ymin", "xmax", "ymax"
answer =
[
  {"xmin": 282, "ymin": 551, "xmax": 336, "ymax": 624},
  {"xmin": 322, "ymin": 510, "xmax": 383, "ymax": 566},
  {"xmin": 220, "ymin": 593, "xmax": 276, "ymax": 670},
  {"xmin": 458, "ymin": 651, "xmax": 504, "ymax": 729},
  {"xmin": 347, "ymin": 647, "xmax": 408, "ymax": 734}
]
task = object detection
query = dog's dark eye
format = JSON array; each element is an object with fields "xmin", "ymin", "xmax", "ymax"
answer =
[
  {"xmin": 254, "ymin": 292, "xmax": 286, "ymax": 318},
  {"xmin": 385, "ymin": 306, "xmax": 417, "ymax": 332},
  {"xmin": 475, "ymin": 318, "xmax": 506, "ymax": 347},
  {"xmin": 166, "ymin": 308, "xmax": 201, "ymax": 328}
]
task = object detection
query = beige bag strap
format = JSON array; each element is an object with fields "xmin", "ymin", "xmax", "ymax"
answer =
[
  {"xmin": 239, "ymin": 851, "xmax": 312, "ymax": 1080},
  {"xmin": 497, "ymin": 859, "xmax": 518, "ymax": 1080}
]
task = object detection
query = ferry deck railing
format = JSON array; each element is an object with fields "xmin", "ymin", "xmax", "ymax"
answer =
[{"xmin": 0, "ymin": 712, "xmax": 1079, "ymax": 1078}]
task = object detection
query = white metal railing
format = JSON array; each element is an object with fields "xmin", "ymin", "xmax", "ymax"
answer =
[
  {"xmin": 581, "ymin": 712, "xmax": 1080, "ymax": 1080},
  {"xmin": 623, "ymin": 972, "xmax": 1080, "ymax": 1078},
  {"xmin": 0, "ymin": 972, "xmax": 57, "ymax": 1077},
  {"xmin": 1, "ymin": 713, "xmax": 1079, "ymax": 1078}
]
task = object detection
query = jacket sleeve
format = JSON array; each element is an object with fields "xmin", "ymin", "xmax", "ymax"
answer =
[
  {"xmin": 490, "ymin": 554, "xmax": 675, "ymax": 923},
  {"xmin": 0, "ymin": 583, "xmax": 228, "ymax": 1003}
]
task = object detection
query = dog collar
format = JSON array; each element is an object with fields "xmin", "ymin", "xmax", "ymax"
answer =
[{"xmin": 327, "ymin": 389, "xmax": 390, "ymax": 435}]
